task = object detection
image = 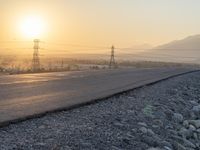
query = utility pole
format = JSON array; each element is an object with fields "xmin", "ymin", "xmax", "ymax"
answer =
[
  {"xmin": 32, "ymin": 39, "xmax": 40, "ymax": 72},
  {"xmin": 109, "ymin": 45, "xmax": 116, "ymax": 68}
]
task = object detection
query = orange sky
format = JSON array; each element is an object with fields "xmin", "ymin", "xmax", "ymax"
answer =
[{"xmin": 0, "ymin": 0, "xmax": 200, "ymax": 54}]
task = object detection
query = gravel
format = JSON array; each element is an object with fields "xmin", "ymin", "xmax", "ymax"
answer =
[{"xmin": 0, "ymin": 71, "xmax": 200, "ymax": 150}]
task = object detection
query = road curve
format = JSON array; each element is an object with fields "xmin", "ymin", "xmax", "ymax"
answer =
[{"xmin": 0, "ymin": 68, "xmax": 198, "ymax": 127}]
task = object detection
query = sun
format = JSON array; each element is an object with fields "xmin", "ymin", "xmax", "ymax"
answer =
[{"xmin": 20, "ymin": 16, "xmax": 45, "ymax": 39}]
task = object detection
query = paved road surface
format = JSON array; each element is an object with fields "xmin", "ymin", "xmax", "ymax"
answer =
[{"xmin": 0, "ymin": 68, "xmax": 197, "ymax": 126}]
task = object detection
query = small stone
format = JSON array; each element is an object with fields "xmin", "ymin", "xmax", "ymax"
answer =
[
  {"xmin": 168, "ymin": 129, "xmax": 178, "ymax": 135},
  {"xmin": 189, "ymin": 124, "xmax": 196, "ymax": 132},
  {"xmin": 137, "ymin": 122, "xmax": 147, "ymax": 127},
  {"xmin": 38, "ymin": 125, "xmax": 46, "ymax": 129},
  {"xmin": 139, "ymin": 127, "xmax": 148, "ymax": 134},
  {"xmin": 182, "ymin": 138, "xmax": 196, "ymax": 148},
  {"xmin": 188, "ymin": 120, "xmax": 200, "ymax": 128},
  {"xmin": 152, "ymin": 125, "xmax": 160, "ymax": 129},
  {"xmin": 36, "ymin": 142, "xmax": 46, "ymax": 146},
  {"xmin": 172, "ymin": 113, "xmax": 184, "ymax": 123},
  {"xmin": 183, "ymin": 120, "xmax": 189, "ymax": 128},
  {"xmin": 141, "ymin": 136, "xmax": 159, "ymax": 147},
  {"xmin": 196, "ymin": 129, "xmax": 200, "ymax": 133},
  {"xmin": 160, "ymin": 141, "xmax": 173, "ymax": 149},
  {"xmin": 172, "ymin": 141, "xmax": 186, "ymax": 150},
  {"xmin": 178, "ymin": 127, "xmax": 192, "ymax": 138},
  {"xmin": 190, "ymin": 112, "xmax": 197, "ymax": 120},
  {"xmin": 163, "ymin": 146, "xmax": 172, "ymax": 150},
  {"xmin": 147, "ymin": 129, "xmax": 155, "ymax": 136},
  {"xmin": 193, "ymin": 133, "xmax": 198, "ymax": 140},
  {"xmin": 147, "ymin": 148, "xmax": 162, "ymax": 150},
  {"xmin": 190, "ymin": 101, "xmax": 198, "ymax": 106},
  {"xmin": 192, "ymin": 105, "xmax": 200, "ymax": 115},
  {"xmin": 111, "ymin": 146, "xmax": 123, "ymax": 150},
  {"xmin": 131, "ymin": 128, "xmax": 137, "ymax": 133}
]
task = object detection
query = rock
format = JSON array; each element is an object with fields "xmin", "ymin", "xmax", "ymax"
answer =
[
  {"xmin": 172, "ymin": 113, "xmax": 184, "ymax": 123},
  {"xmin": 183, "ymin": 120, "xmax": 189, "ymax": 128},
  {"xmin": 172, "ymin": 141, "xmax": 187, "ymax": 150},
  {"xmin": 139, "ymin": 127, "xmax": 148, "ymax": 134},
  {"xmin": 193, "ymin": 133, "xmax": 198, "ymax": 140},
  {"xmin": 189, "ymin": 124, "xmax": 196, "ymax": 132},
  {"xmin": 192, "ymin": 105, "xmax": 200, "ymax": 116},
  {"xmin": 147, "ymin": 129, "xmax": 155, "ymax": 136},
  {"xmin": 190, "ymin": 112, "xmax": 197, "ymax": 120},
  {"xmin": 137, "ymin": 122, "xmax": 148, "ymax": 127},
  {"xmin": 178, "ymin": 127, "xmax": 192, "ymax": 138},
  {"xmin": 182, "ymin": 138, "xmax": 196, "ymax": 148},
  {"xmin": 141, "ymin": 136, "xmax": 160, "ymax": 147},
  {"xmin": 111, "ymin": 146, "xmax": 123, "ymax": 150},
  {"xmin": 190, "ymin": 101, "xmax": 198, "ymax": 106},
  {"xmin": 126, "ymin": 132, "xmax": 135, "ymax": 139},
  {"xmin": 196, "ymin": 129, "xmax": 200, "ymax": 133},
  {"xmin": 152, "ymin": 125, "xmax": 160, "ymax": 129},
  {"xmin": 122, "ymin": 137, "xmax": 131, "ymax": 145},
  {"xmin": 147, "ymin": 148, "xmax": 162, "ymax": 150},
  {"xmin": 163, "ymin": 146, "xmax": 172, "ymax": 150},
  {"xmin": 160, "ymin": 141, "xmax": 173, "ymax": 149},
  {"xmin": 170, "ymin": 135, "xmax": 195, "ymax": 148},
  {"xmin": 131, "ymin": 128, "xmax": 137, "ymax": 133},
  {"xmin": 38, "ymin": 125, "xmax": 46, "ymax": 129},
  {"xmin": 168, "ymin": 129, "xmax": 178, "ymax": 135},
  {"xmin": 188, "ymin": 120, "xmax": 200, "ymax": 128},
  {"xmin": 36, "ymin": 142, "xmax": 46, "ymax": 146}
]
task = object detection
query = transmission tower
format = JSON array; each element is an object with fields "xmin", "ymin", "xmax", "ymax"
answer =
[
  {"xmin": 32, "ymin": 39, "xmax": 40, "ymax": 72},
  {"xmin": 109, "ymin": 45, "xmax": 116, "ymax": 68}
]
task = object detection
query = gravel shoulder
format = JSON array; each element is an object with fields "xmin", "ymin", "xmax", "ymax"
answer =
[{"xmin": 0, "ymin": 71, "xmax": 200, "ymax": 150}]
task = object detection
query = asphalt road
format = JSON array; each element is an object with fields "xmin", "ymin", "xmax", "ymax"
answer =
[{"xmin": 0, "ymin": 68, "xmax": 197, "ymax": 126}]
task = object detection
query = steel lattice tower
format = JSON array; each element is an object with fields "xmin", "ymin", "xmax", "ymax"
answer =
[
  {"xmin": 32, "ymin": 39, "xmax": 40, "ymax": 72},
  {"xmin": 109, "ymin": 45, "xmax": 116, "ymax": 68}
]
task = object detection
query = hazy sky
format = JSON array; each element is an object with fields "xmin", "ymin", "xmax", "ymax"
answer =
[{"xmin": 1, "ymin": 0, "xmax": 200, "ymax": 49}]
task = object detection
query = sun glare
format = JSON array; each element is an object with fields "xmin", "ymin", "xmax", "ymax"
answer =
[{"xmin": 20, "ymin": 16, "xmax": 45, "ymax": 39}]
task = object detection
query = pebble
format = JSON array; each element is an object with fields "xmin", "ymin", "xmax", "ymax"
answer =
[
  {"xmin": 189, "ymin": 124, "xmax": 196, "ymax": 132},
  {"xmin": 192, "ymin": 105, "xmax": 200, "ymax": 115},
  {"xmin": 147, "ymin": 129, "xmax": 155, "ymax": 136},
  {"xmin": 172, "ymin": 113, "xmax": 184, "ymax": 123},
  {"xmin": 188, "ymin": 120, "xmax": 200, "ymax": 128},
  {"xmin": 183, "ymin": 120, "xmax": 189, "ymax": 128},
  {"xmin": 138, "ymin": 122, "xmax": 148, "ymax": 127},
  {"xmin": 139, "ymin": 127, "xmax": 148, "ymax": 134}
]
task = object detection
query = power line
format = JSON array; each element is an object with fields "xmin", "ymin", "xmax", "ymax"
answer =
[{"xmin": 43, "ymin": 42, "xmax": 109, "ymax": 49}]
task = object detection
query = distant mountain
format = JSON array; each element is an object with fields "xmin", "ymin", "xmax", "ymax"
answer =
[
  {"xmin": 145, "ymin": 35, "xmax": 200, "ymax": 64},
  {"xmin": 155, "ymin": 34, "xmax": 200, "ymax": 50}
]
